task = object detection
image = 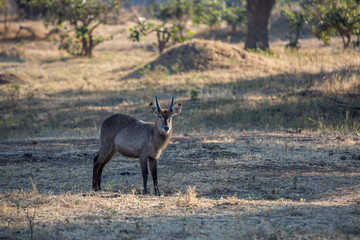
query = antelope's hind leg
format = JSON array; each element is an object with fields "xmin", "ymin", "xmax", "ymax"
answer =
[{"xmin": 92, "ymin": 145, "xmax": 115, "ymax": 191}]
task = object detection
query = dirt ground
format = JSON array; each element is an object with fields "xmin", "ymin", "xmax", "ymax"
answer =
[
  {"xmin": 1, "ymin": 132, "xmax": 360, "ymax": 239},
  {"xmin": 0, "ymin": 14, "xmax": 359, "ymax": 239}
]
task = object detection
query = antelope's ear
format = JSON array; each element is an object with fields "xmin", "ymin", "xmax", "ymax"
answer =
[
  {"xmin": 149, "ymin": 103, "xmax": 158, "ymax": 115},
  {"xmin": 172, "ymin": 103, "xmax": 182, "ymax": 116}
]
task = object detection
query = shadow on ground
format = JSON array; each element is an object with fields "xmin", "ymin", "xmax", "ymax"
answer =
[{"xmin": 1, "ymin": 66, "xmax": 359, "ymax": 136}]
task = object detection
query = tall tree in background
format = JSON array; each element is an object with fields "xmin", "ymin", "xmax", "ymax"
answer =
[{"xmin": 245, "ymin": 0, "xmax": 275, "ymax": 50}]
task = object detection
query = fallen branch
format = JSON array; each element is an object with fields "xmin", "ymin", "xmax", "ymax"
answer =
[{"xmin": 329, "ymin": 97, "xmax": 360, "ymax": 111}]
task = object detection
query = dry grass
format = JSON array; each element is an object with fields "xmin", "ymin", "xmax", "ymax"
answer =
[
  {"xmin": 0, "ymin": 20, "xmax": 359, "ymax": 138},
  {"xmin": 1, "ymin": 132, "xmax": 360, "ymax": 239},
  {"xmin": 0, "ymin": 19, "xmax": 360, "ymax": 239},
  {"xmin": 1, "ymin": 191, "xmax": 359, "ymax": 240}
]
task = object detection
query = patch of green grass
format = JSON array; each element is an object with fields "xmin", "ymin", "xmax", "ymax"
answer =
[
  {"xmin": 248, "ymin": 194, "xmax": 266, "ymax": 201},
  {"xmin": 104, "ymin": 181, "xmax": 115, "ymax": 191}
]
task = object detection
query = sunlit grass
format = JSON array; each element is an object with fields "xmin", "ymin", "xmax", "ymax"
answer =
[{"xmin": 0, "ymin": 21, "xmax": 359, "ymax": 139}]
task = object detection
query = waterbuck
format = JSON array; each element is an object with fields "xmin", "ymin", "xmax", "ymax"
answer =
[{"xmin": 92, "ymin": 96, "xmax": 182, "ymax": 195}]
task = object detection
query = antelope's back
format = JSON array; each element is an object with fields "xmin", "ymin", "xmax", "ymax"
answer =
[{"xmin": 100, "ymin": 113, "xmax": 154, "ymax": 154}]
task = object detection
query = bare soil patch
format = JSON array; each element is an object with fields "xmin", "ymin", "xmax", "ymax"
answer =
[
  {"xmin": 1, "ymin": 133, "xmax": 359, "ymax": 239},
  {"xmin": 0, "ymin": 20, "xmax": 359, "ymax": 239}
]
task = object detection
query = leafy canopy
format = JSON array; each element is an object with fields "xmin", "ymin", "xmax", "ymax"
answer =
[
  {"xmin": 27, "ymin": 0, "xmax": 116, "ymax": 56},
  {"xmin": 307, "ymin": 0, "xmax": 360, "ymax": 48}
]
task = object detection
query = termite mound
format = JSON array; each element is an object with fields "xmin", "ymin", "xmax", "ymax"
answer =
[
  {"xmin": 150, "ymin": 39, "xmax": 263, "ymax": 73},
  {"xmin": 122, "ymin": 39, "xmax": 265, "ymax": 80}
]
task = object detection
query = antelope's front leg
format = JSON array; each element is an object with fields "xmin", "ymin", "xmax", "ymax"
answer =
[
  {"xmin": 140, "ymin": 156, "xmax": 149, "ymax": 195},
  {"xmin": 149, "ymin": 158, "xmax": 159, "ymax": 196}
]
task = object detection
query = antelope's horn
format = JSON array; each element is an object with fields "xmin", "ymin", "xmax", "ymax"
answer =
[
  {"xmin": 169, "ymin": 96, "xmax": 174, "ymax": 111},
  {"xmin": 155, "ymin": 96, "xmax": 161, "ymax": 112}
]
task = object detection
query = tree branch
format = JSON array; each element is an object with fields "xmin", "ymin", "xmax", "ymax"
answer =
[
  {"xmin": 329, "ymin": 97, "xmax": 360, "ymax": 111},
  {"xmin": 89, "ymin": 21, "xmax": 102, "ymax": 34}
]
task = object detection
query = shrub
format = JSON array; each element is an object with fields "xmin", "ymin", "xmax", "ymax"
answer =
[
  {"xmin": 222, "ymin": 5, "xmax": 247, "ymax": 33},
  {"xmin": 307, "ymin": 0, "xmax": 360, "ymax": 48},
  {"xmin": 34, "ymin": 0, "xmax": 116, "ymax": 56}
]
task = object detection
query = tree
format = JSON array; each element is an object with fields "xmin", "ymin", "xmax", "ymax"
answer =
[
  {"xmin": 307, "ymin": 0, "xmax": 360, "ymax": 48},
  {"xmin": 282, "ymin": 6, "xmax": 308, "ymax": 49},
  {"xmin": 193, "ymin": 0, "xmax": 226, "ymax": 28},
  {"xmin": 157, "ymin": 0, "xmax": 193, "ymax": 43},
  {"xmin": 245, "ymin": 0, "xmax": 275, "ymax": 51},
  {"xmin": 222, "ymin": 5, "xmax": 247, "ymax": 33},
  {"xmin": 34, "ymin": 0, "xmax": 115, "ymax": 57},
  {"xmin": 129, "ymin": 18, "xmax": 172, "ymax": 54},
  {"xmin": 129, "ymin": 0, "xmax": 194, "ymax": 54}
]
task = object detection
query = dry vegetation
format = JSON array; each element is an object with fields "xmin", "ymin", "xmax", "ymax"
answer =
[
  {"xmin": 0, "ymin": 18, "xmax": 360, "ymax": 239},
  {"xmin": 1, "ymin": 133, "xmax": 360, "ymax": 239}
]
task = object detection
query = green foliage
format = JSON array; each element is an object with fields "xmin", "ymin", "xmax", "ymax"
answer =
[
  {"xmin": 193, "ymin": 0, "xmax": 246, "ymax": 31},
  {"xmin": 248, "ymin": 194, "xmax": 266, "ymax": 201},
  {"xmin": 193, "ymin": 0, "xmax": 226, "ymax": 28},
  {"xmin": 190, "ymin": 89, "xmax": 199, "ymax": 101},
  {"xmin": 129, "ymin": 0, "xmax": 194, "ymax": 54},
  {"xmin": 222, "ymin": 6, "xmax": 247, "ymax": 32},
  {"xmin": 157, "ymin": 0, "xmax": 193, "ymax": 23},
  {"xmin": 104, "ymin": 181, "xmax": 115, "ymax": 191},
  {"xmin": 30, "ymin": 0, "xmax": 116, "ymax": 56},
  {"xmin": 157, "ymin": 0, "xmax": 193, "ymax": 43},
  {"xmin": 129, "ymin": 18, "xmax": 172, "ymax": 54},
  {"xmin": 282, "ymin": 5, "xmax": 308, "ymax": 49},
  {"xmin": 0, "ymin": 0, "xmax": 7, "ymax": 8},
  {"xmin": 129, "ymin": 18, "xmax": 156, "ymax": 42},
  {"xmin": 307, "ymin": 0, "xmax": 360, "ymax": 48}
]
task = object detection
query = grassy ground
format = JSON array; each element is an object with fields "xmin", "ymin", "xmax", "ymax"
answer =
[
  {"xmin": 0, "ymin": 133, "xmax": 360, "ymax": 239},
  {"xmin": 0, "ymin": 19, "xmax": 360, "ymax": 239},
  {"xmin": 0, "ymin": 21, "xmax": 359, "ymax": 138}
]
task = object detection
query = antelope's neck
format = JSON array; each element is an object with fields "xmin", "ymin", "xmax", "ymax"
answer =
[{"xmin": 153, "ymin": 128, "xmax": 172, "ymax": 152}]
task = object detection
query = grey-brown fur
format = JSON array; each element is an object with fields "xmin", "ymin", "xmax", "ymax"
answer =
[{"xmin": 92, "ymin": 97, "xmax": 182, "ymax": 195}]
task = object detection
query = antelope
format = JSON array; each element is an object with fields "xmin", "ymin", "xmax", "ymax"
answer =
[{"xmin": 92, "ymin": 96, "xmax": 182, "ymax": 195}]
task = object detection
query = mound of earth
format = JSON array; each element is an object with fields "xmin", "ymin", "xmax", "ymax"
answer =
[
  {"xmin": 154, "ymin": 39, "xmax": 250, "ymax": 72},
  {"xmin": 0, "ymin": 73, "xmax": 24, "ymax": 85},
  {"xmin": 123, "ymin": 39, "xmax": 262, "ymax": 79}
]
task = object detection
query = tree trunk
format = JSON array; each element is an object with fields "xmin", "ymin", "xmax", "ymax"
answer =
[
  {"xmin": 245, "ymin": 0, "xmax": 275, "ymax": 50},
  {"xmin": 157, "ymin": 30, "xmax": 170, "ymax": 54}
]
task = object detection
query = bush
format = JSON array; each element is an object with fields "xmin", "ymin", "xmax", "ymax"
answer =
[
  {"xmin": 222, "ymin": 5, "xmax": 247, "ymax": 32},
  {"xmin": 35, "ymin": 0, "xmax": 116, "ymax": 57},
  {"xmin": 129, "ymin": 18, "xmax": 172, "ymax": 54},
  {"xmin": 193, "ymin": 0, "xmax": 226, "ymax": 28},
  {"xmin": 157, "ymin": 0, "xmax": 193, "ymax": 43},
  {"xmin": 129, "ymin": 0, "xmax": 194, "ymax": 54},
  {"xmin": 307, "ymin": 0, "xmax": 360, "ymax": 48},
  {"xmin": 282, "ymin": 7, "xmax": 308, "ymax": 49}
]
